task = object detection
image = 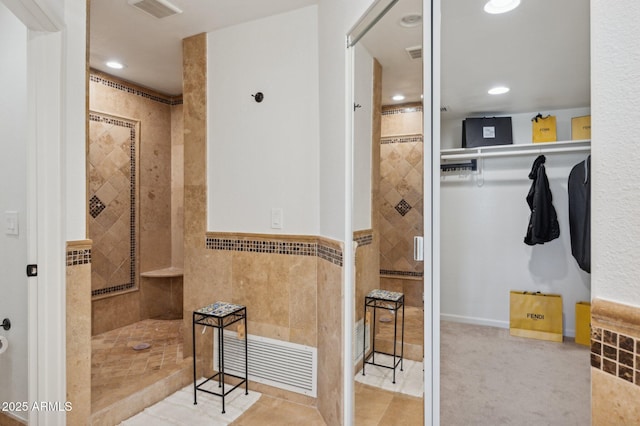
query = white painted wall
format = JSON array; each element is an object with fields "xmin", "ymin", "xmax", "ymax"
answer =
[
  {"xmin": 207, "ymin": 6, "xmax": 320, "ymax": 235},
  {"xmin": 0, "ymin": 3, "xmax": 28, "ymax": 421},
  {"xmin": 591, "ymin": 0, "xmax": 640, "ymax": 306},
  {"xmin": 441, "ymin": 107, "xmax": 591, "ymax": 335},
  {"xmin": 63, "ymin": 1, "xmax": 88, "ymax": 241},
  {"xmin": 318, "ymin": 0, "xmax": 373, "ymax": 241},
  {"xmin": 353, "ymin": 43, "xmax": 374, "ymax": 231}
]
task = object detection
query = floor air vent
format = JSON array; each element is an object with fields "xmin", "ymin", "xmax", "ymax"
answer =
[{"xmin": 214, "ymin": 331, "xmax": 317, "ymax": 397}]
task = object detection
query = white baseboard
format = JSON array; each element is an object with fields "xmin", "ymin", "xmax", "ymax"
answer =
[
  {"xmin": 440, "ymin": 313, "xmax": 509, "ymax": 329},
  {"xmin": 440, "ymin": 314, "xmax": 576, "ymax": 338}
]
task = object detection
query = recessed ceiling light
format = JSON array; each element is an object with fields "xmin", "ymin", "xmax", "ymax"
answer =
[
  {"xmin": 488, "ymin": 86, "xmax": 510, "ymax": 95},
  {"xmin": 400, "ymin": 13, "xmax": 422, "ymax": 28},
  {"xmin": 392, "ymin": 94, "xmax": 406, "ymax": 101},
  {"xmin": 484, "ymin": 0, "xmax": 520, "ymax": 14},
  {"xmin": 106, "ymin": 61, "xmax": 125, "ymax": 70}
]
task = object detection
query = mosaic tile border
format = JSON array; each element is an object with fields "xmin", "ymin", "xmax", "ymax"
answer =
[
  {"xmin": 380, "ymin": 269, "xmax": 424, "ymax": 278},
  {"xmin": 205, "ymin": 238, "xmax": 317, "ymax": 256},
  {"xmin": 66, "ymin": 249, "xmax": 92, "ymax": 266},
  {"xmin": 591, "ymin": 326, "xmax": 640, "ymax": 386},
  {"xmin": 381, "ymin": 135, "xmax": 423, "ymax": 145},
  {"xmin": 89, "ymin": 72, "xmax": 183, "ymax": 106},
  {"xmin": 205, "ymin": 236, "xmax": 343, "ymax": 267},
  {"xmin": 382, "ymin": 104, "xmax": 423, "ymax": 116},
  {"xmin": 92, "ymin": 283, "xmax": 136, "ymax": 297},
  {"xmin": 89, "ymin": 112, "xmax": 138, "ymax": 298},
  {"xmin": 354, "ymin": 233, "xmax": 373, "ymax": 247},
  {"xmin": 318, "ymin": 244, "xmax": 343, "ymax": 267}
]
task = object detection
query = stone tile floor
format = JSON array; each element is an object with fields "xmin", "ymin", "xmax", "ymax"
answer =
[{"xmin": 91, "ymin": 319, "xmax": 189, "ymax": 413}]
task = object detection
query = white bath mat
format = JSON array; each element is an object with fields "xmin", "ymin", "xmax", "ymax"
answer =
[
  {"xmin": 355, "ymin": 354, "xmax": 424, "ymax": 397},
  {"xmin": 120, "ymin": 379, "xmax": 260, "ymax": 425}
]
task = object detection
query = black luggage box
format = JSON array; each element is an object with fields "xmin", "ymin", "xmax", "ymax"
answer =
[{"xmin": 462, "ymin": 117, "xmax": 513, "ymax": 148}]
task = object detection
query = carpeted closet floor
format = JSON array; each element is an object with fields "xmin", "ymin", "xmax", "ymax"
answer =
[{"xmin": 441, "ymin": 320, "xmax": 591, "ymax": 425}]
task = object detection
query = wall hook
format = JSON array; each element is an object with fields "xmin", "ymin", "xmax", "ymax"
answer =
[
  {"xmin": 252, "ymin": 92, "xmax": 264, "ymax": 103},
  {"xmin": 354, "ymin": 103, "xmax": 362, "ymax": 111},
  {"xmin": 2, "ymin": 318, "xmax": 10, "ymax": 331}
]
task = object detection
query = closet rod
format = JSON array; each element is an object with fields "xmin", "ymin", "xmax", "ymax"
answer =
[{"xmin": 441, "ymin": 145, "xmax": 590, "ymax": 161}]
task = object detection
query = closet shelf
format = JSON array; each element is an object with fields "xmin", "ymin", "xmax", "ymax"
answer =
[{"xmin": 440, "ymin": 139, "xmax": 590, "ymax": 161}]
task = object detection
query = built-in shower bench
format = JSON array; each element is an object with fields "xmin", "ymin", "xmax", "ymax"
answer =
[
  {"xmin": 140, "ymin": 266, "xmax": 184, "ymax": 278},
  {"xmin": 140, "ymin": 267, "xmax": 184, "ymax": 319}
]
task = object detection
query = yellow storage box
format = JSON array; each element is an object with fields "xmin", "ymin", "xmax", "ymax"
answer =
[
  {"xmin": 571, "ymin": 115, "xmax": 591, "ymax": 140},
  {"xmin": 575, "ymin": 301, "xmax": 591, "ymax": 346}
]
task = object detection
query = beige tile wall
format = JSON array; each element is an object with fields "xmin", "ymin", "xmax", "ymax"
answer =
[
  {"xmin": 88, "ymin": 114, "xmax": 137, "ymax": 296},
  {"xmin": 379, "ymin": 104, "xmax": 424, "ymax": 306},
  {"xmin": 65, "ymin": 240, "xmax": 92, "ymax": 425},
  {"xmin": 182, "ymin": 33, "xmax": 210, "ymax": 374},
  {"xmin": 355, "ymin": 231, "xmax": 378, "ymax": 323},
  {"xmin": 171, "ymin": 104, "xmax": 184, "ymax": 269},
  {"xmin": 591, "ymin": 298, "xmax": 640, "ymax": 425},
  {"xmin": 317, "ymin": 237, "xmax": 345, "ymax": 425},
  {"xmin": 89, "ymin": 70, "xmax": 183, "ymax": 334}
]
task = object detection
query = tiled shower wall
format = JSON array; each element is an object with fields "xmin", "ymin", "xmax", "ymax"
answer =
[
  {"xmin": 89, "ymin": 70, "xmax": 183, "ymax": 335},
  {"xmin": 88, "ymin": 114, "xmax": 137, "ymax": 297},
  {"xmin": 379, "ymin": 104, "xmax": 424, "ymax": 306}
]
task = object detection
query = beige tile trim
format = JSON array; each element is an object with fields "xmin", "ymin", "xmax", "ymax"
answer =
[
  {"xmin": 205, "ymin": 232, "xmax": 344, "ymax": 266},
  {"xmin": 382, "ymin": 103, "xmax": 423, "ymax": 115},
  {"xmin": 66, "ymin": 239, "xmax": 93, "ymax": 250},
  {"xmin": 90, "ymin": 69, "xmax": 183, "ymax": 105},
  {"xmin": 354, "ymin": 229, "xmax": 373, "ymax": 247},
  {"xmin": 206, "ymin": 231, "xmax": 318, "ymax": 244},
  {"xmin": 592, "ymin": 298, "xmax": 640, "ymax": 335},
  {"xmin": 591, "ymin": 298, "xmax": 640, "ymax": 388}
]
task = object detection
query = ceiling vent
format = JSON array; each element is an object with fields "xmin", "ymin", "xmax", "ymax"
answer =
[
  {"xmin": 128, "ymin": 0, "xmax": 182, "ymax": 19},
  {"xmin": 405, "ymin": 46, "xmax": 422, "ymax": 60}
]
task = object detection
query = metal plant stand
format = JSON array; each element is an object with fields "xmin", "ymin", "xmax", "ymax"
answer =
[
  {"xmin": 362, "ymin": 289, "xmax": 405, "ymax": 384},
  {"xmin": 193, "ymin": 302, "xmax": 248, "ymax": 413}
]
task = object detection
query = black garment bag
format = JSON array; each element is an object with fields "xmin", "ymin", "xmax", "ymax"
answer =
[{"xmin": 524, "ymin": 155, "xmax": 560, "ymax": 245}]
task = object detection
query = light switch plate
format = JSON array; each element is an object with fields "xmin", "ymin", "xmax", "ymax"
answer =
[
  {"xmin": 271, "ymin": 208, "xmax": 283, "ymax": 229},
  {"xmin": 5, "ymin": 211, "xmax": 18, "ymax": 236}
]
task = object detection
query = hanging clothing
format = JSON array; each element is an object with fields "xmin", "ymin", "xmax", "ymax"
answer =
[
  {"xmin": 524, "ymin": 155, "xmax": 560, "ymax": 245},
  {"xmin": 568, "ymin": 156, "xmax": 591, "ymax": 273}
]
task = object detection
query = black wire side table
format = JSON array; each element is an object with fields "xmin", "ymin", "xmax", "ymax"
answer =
[
  {"xmin": 362, "ymin": 289, "xmax": 405, "ymax": 384},
  {"xmin": 193, "ymin": 301, "xmax": 248, "ymax": 413}
]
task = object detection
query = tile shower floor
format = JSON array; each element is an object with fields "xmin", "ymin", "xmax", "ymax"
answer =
[{"xmin": 91, "ymin": 318, "xmax": 190, "ymax": 413}]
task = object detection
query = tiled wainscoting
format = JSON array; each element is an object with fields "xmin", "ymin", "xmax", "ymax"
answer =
[
  {"xmin": 66, "ymin": 240, "xmax": 92, "ymax": 425},
  {"xmin": 591, "ymin": 298, "xmax": 640, "ymax": 424}
]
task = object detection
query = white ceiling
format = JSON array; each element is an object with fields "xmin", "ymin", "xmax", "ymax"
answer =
[
  {"xmin": 440, "ymin": 0, "xmax": 590, "ymax": 120},
  {"xmin": 89, "ymin": 0, "xmax": 317, "ymax": 96},
  {"xmin": 90, "ymin": 0, "xmax": 590, "ymax": 117}
]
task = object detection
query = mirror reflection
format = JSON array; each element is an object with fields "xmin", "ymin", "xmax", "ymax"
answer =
[{"xmin": 349, "ymin": 0, "xmax": 425, "ymax": 424}]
